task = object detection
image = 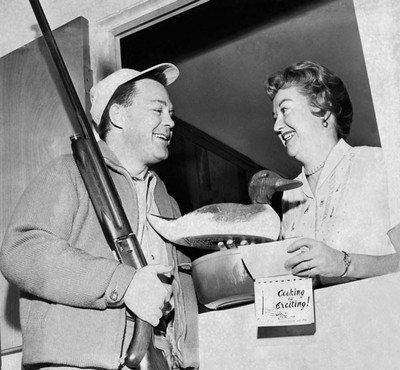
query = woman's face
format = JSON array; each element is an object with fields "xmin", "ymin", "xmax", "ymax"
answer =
[{"xmin": 272, "ymin": 86, "xmax": 324, "ymax": 163}]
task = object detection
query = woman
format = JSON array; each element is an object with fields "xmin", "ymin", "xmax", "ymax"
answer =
[{"xmin": 264, "ymin": 61, "xmax": 399, "ymax": 286}]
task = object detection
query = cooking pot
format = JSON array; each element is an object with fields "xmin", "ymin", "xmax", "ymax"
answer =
[{"xmin": 191, "ymin": 249, "xmax": 254, "ymax": 310}]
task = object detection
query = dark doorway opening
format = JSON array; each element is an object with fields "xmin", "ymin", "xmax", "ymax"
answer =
[{"xmin": 120, "ymin": 0, "xmax": 333, "ymax": 69}]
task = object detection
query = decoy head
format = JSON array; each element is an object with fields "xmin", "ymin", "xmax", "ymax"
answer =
[{"xmin": 248, "ymin": 170, "xmax": 303, "ymax": 204}]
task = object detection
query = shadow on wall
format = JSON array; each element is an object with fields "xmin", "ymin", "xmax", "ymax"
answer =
[{"xmin": 121, "ymin": 0, "xmax": 335, "ymax": 68}]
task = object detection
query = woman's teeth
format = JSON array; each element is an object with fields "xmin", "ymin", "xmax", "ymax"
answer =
[{"xmin": 282, "ymin": 131, "xmax": 295, "ymax": 143}]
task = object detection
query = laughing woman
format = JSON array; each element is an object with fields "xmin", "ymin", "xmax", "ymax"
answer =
[{"xmin": 264, "ymin": 61, "xmax": 399, "ymax": 286}]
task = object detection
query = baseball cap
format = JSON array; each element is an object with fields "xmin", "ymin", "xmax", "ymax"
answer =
[{"xmin": 90, "ymin": 63, "xmax": 179, "ymax": 124}]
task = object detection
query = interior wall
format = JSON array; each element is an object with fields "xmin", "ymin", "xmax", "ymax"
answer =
[
  {"xmin": 0, "ymin": 17, "xmax": 90, "ymax": 364},
  {"xmin": 0, "ymin": 0, "xmax": 137, "ymax": 57},
  {"xmin": 353, "ymin": 0, "xmax": 400, "ymax": 226},
  {"xmin": 164, "ymin": 0, "xmax": 377, "ymax": 178},
  {"xmin": 0, "ymin": 0, "xmax": 204, "ymax": 85}
]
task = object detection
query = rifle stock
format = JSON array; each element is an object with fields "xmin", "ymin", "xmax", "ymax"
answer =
[{"xmin": 29, "ymin": 0, "xmax": 168, "ymax": 368}]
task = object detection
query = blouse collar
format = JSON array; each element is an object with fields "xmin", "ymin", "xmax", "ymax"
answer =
[{"xmin": 299, "ymin": 139, "xmax": 352, "ymax": 197}]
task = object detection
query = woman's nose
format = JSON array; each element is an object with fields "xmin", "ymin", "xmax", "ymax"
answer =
[{"xmin": 273, "ymin": 115, "xmax": 285, "ymax": 134}]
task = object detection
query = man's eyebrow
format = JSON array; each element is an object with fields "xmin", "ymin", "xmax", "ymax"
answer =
[
  {"xmin": 150, "ymin": 99, "xmax": 174, "ymax": 113},
  {"xmin": 151, "ymin": 99, "xmax": 168, "ymax": 106}
]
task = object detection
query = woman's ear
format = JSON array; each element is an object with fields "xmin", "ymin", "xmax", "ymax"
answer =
[
  {"xmin": 322, "ymin": 112, "xmax": 332, "ymax": 128},
  {"xmin": 109, "ymin": 104, "xmax": 124, "ymax": 130}
]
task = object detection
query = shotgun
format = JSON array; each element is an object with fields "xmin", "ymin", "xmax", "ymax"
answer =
[{"xmin": 28, "ymin": 0, "xmax": 169, "ymax": 368}]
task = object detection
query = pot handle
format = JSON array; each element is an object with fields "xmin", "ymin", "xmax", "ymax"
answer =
[{"xmin": 178, "ymin": 262, "xmax": 192, "ymax": 275}]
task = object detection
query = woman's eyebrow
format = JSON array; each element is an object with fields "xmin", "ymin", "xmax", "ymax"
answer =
[{"xmin": 279, "ymin": 98, "xmax": 292, "ymax": 107}]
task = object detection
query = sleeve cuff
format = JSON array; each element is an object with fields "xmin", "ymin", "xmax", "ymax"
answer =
[
  {"xmin": 388, "ymin": 223, "xmax": 400, "ymax": 253},
  {"xmin": 105, "ymin": 263, "xmax": 136, "ymax": 307}
]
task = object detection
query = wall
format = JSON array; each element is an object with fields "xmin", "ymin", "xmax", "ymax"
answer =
[
  {"xmin": 0, "ymin": 0, "xmax": 135, "ymax": 58},
  {"xmin": 0, "ymin": 0, "xmax": 206, "ymax": 83},
  {"xmin": 353, "ymin": 0, "xmax": 400, "ymax": 225},
  {"xmin": 162, "ymin": 0, "xmax": 378, "ymax": 178},
  {"xmin": 0, "ymin": 16, "xmax": 90, "ymax": 367}
]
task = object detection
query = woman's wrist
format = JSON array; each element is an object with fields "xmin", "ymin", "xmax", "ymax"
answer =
[{"xmin": 340, "ymin": 251, "xmax": 352, "ymax": 277}]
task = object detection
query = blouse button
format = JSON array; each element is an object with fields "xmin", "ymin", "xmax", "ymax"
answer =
[{"xmin": 110, "ymin": 290, "xmax": 119, "ymax": 302}]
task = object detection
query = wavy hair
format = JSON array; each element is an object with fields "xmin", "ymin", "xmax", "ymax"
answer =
[{"xmin": 264, "ymin": 61, "xmax": 353, "ymax": 139}]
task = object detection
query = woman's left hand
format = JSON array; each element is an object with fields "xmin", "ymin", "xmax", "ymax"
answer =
[{"xmin": 284, "ymin": 238, "xmax": 345, "ymax": 277}]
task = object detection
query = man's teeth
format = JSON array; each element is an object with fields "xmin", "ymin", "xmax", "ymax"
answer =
[{"xmin": 154, "ymin": 133, "xmax": 169, "ymax": 141}]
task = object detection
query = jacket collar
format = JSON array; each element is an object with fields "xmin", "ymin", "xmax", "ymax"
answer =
[
  {"xmin": 98, "ymin": 140, "xmax": 128, "ymax": 173},
  {"xmin": 97, "ymin": 139, "xmax": 172, "ymax": 209},
  {"xmin": 98, "ymin": 140, "xmax": 157, "ymax": 180}
]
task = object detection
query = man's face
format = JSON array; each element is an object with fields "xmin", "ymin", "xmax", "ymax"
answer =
[{"xmin": 120, "ymin": 78, "xmax": 175, "ymax": 167}]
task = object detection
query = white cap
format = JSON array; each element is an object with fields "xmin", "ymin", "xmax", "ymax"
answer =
[{"xmin": 90, "ymin": 63, "xmax": 179, "ymax": 124}]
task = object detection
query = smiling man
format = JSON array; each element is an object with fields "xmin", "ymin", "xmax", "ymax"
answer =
[{"xmin": 0, "ymin": 64, "xmax": 199, "ymax": 370}]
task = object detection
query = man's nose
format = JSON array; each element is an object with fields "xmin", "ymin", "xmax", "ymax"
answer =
[{"xmin": 164, "ymin": 114, "xmax": 175, "ymax": 128}]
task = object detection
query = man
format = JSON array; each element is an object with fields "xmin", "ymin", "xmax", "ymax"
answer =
[{"xmin": 0, "ymin": 63, "xmax": 199, "ymax": 369}]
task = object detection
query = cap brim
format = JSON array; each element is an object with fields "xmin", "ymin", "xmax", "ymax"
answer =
[{"xmin": 129, "ymin": 63, "xmax": 179, "ymax": 86}]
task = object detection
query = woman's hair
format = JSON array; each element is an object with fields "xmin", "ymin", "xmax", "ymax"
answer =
[
  {"xmin": 97, "ymin": 71, "xmax": 167, "ymax": 140},
  {"xmin": 264, "ymin": 61, "xmax": 353, "ymax": 139}
]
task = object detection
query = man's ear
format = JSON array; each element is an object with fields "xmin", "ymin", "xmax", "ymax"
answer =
[{"xmin": 109, "ymin": 104, "xmax": 125, "ymax": 130}]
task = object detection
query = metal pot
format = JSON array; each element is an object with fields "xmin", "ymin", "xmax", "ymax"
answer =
[{"xmin": 191, "ymin": 249, "xmax": 254, "ymax": 310}]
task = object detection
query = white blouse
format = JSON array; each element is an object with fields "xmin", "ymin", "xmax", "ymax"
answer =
[{"xmin": 281, "ymin": 139, "xmax": 395, "ymax": 256}]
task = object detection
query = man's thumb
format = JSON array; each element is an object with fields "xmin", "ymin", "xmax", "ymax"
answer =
[{"xmin": 150, "ymin": 264, "xmax": 173, "ymax": 275}]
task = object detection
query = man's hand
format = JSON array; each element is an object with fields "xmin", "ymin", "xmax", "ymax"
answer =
[{"xmin": 124, "ymin": 264, "xmax": 173, "ymax": 327}]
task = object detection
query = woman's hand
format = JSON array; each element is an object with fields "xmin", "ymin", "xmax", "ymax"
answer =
[{"xmin": 284, "ymin": 238, "xmax": 345, "ymax": 278}]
